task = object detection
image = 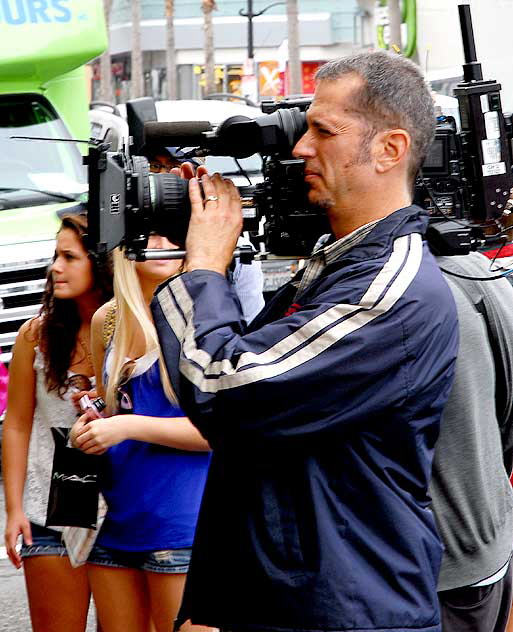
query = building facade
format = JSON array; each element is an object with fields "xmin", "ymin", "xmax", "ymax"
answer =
[{"xmin": 96, "ymin": 0, "xmax": 370, "ymax": 102}]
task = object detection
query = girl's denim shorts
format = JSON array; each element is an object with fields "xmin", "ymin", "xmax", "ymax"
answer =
[
  {"xmin": 20, "ymin": 522, "xmax": 67, "ymax": 558},
  {"xmin": 87, "ymin": 543, "xmax": 192, "ymax": 574}
]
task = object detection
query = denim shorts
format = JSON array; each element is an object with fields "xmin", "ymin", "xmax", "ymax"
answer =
[
  {"xmin": 20, "ymin": 522, "xmax": 68, "ymax": 558},
  {"xmin": 87, "ymin": 543, "xmax": 192, "ymax": 574}
]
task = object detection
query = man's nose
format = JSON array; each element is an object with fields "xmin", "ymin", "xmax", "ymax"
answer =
[{"xmin": 292, "ymin": 130, "xmax": 314, "ymax": 159}]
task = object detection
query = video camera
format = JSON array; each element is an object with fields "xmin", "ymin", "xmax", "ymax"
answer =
[
  {"xmin": 86, "ymin": 97, "xmax": 333, "ymax": 260},
  {"xmin": 415, "ymin": 4, "xmax": 513, "ymax": 255}
]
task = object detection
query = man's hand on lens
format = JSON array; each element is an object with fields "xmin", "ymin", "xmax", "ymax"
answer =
[
  {"xmin": 170, "ymin": 162, "xmax": 208, "ymax": 180},
  {"xmin": 185, "ymin": 173, "xmax": 243, "ymax": 276}
]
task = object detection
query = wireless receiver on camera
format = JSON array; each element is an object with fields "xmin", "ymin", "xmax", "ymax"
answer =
[
  {"xmin": 416, "ymin": 3, "xmax": 513, "ymax": 256},
  {"xmin": 453, "ymin": 3, "xmax": 513, "ymax": 221}
]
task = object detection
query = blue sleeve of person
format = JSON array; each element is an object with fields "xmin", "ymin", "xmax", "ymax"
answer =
[{"xmin": 230, "ymin": 237, "xmax": 265, "ymax": 325}]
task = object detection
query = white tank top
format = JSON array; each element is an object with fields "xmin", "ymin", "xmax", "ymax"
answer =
[{"xmin": 24, "ymin": 347, "xmax": 95, "ymax": 530}]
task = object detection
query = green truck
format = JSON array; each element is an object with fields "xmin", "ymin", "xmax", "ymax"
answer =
[{"xmin": 0, "ymin": 0, "xmax": 107, "ymax": 374}]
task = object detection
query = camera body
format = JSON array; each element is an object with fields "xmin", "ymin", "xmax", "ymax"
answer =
[
  {"xmin": 414, "ymin": 116, "xmax": 468, "ymax": 220},
  {"xmin": 415, "ymin": 109, "xmax": 513, "ymax": 227},
  {"xmin": 86, "ymin": 99, "xmax": 332, "ymax": 259}
]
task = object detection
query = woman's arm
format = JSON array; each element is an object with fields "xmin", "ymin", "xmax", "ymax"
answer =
[
  {"xmin": 73, "ymin": 414, "xmax": 210, "ymax": 454},
  {"xmin": 72, "ymin": 301, "xmax": 210, "ymax": 453},
  {"xmin": 2, "ymin": 319, "xmax": 38, "ymax": 568}
]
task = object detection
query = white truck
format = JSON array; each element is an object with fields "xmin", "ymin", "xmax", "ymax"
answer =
[{"xmin": 0, "ymin": 1, "xmax": 106, "ymax": 369}]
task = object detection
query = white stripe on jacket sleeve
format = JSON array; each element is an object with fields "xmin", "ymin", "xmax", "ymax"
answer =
[{"xmin": 157, "ymin": 233, "xmax": 423, "ymax": 393}]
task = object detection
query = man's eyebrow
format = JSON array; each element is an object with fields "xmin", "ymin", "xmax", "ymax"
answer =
[{"xmin": 307, "ymin": 114, "xmax": 340, "ymax": 132}]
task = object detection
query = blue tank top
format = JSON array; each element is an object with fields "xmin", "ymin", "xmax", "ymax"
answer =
[{"xmin": 97, "ymin": 356, "xmax": 211, "ymax": 551}]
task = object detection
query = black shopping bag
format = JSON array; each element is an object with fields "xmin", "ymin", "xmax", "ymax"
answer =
[{"xmin": 45, "ymin": 427, "xmax": 102, "ymax": 529}]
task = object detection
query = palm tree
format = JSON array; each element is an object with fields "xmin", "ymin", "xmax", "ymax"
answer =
[
  {"xmin": 131, "ymin": 0, "xmax": 144, "ymax": 98},
  {"xmin": 99, "ymin": 0, "xmax": 114, "ymax": 102},
  {"xmin": 165, "ymin": 0, "xmax": 177, "ymax": 99},
  {"xmin": 202, "ymin": 0, "xmax": 217, "ymax": 95},
  {"xmin": 286, "ymin": 0, "xmax": 302, "ymax": 95}
]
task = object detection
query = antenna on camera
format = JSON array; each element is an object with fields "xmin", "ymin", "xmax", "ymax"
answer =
[
  {"xmin": 459, "ymin": 4, "xmax": 482, "ymax": 82},
  {"xmin": 9, "ymin": 136, "xmax": 90, "ymax": 144}
]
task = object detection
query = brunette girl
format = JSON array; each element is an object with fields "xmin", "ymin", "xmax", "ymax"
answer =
[{"xmin": 2, "ymin": 214, "xmax": 112, "ymax": 632}]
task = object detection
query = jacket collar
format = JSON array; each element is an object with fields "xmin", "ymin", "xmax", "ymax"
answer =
[{"xmin": 327, "ymin": 205, "xmax": 429, "ymax": 265}]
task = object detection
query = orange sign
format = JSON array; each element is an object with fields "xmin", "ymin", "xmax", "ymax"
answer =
[{"xmin": 259, "ymin": 61, "xmax": 283, "ymax": 97}]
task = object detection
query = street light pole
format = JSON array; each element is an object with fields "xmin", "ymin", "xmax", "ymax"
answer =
[
  {"xmin": 239, "ymin": 1, "xmax": 285, "ymax": 63},
  {"xmin": 246, "ymin": 0, "xmax": 254, "ymax": 60},
  {"xmin": 239, "ymin": 0, "xmax": 285, "ymax": 101}
]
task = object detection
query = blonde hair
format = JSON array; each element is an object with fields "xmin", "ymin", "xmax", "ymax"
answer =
[{"xmin": 105, "ymin": 248, "xmax": 177, "ymax": 412}]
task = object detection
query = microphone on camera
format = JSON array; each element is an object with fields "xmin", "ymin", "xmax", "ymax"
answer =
[
  {"xmin": 143, "ymin": 121, "xmax": 213, "ymax": 149},
  {"xmin": 143, "ymin": 117, "xmax": 260, "ymax": 158}
]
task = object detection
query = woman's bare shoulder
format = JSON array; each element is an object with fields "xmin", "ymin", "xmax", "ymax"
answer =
[
  {"xmin": 92, "ymin": 299, "xmax": 117, "ymax": 350},
  {"xmin": 92, "ymin": 300, "xmax": 116, "ymax": 328},
  {"xmin": 17, "ymin": 317, "xmax": 40, "ymax": 348},
  {"xmin": 10, "ymin": 317, "xmax": 40, "ymax": 368}
]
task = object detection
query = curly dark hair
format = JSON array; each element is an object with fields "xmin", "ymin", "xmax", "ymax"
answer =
[{"xmin": 38, "ymin": 214, "xmax": 113, "ymax": 396}]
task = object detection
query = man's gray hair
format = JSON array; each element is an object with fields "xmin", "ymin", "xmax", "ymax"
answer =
[{"xmin": 316, "ymin": 50, "xmax": 435, "ymax": 182}]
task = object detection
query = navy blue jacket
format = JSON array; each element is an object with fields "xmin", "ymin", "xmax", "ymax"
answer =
[{"xmin": 152, "ymin": 206, "xmax": 459, "ymax": 632}]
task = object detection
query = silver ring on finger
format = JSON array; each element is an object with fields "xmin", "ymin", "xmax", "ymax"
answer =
[{"xmin": 205, "ymin": 195, "xmax": 219, "ymax": 202}]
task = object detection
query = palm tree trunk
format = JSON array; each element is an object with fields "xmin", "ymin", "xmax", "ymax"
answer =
[
  {"xmin": 99, "ymin": 0, "xmax": 113, "ymax": 102},
  {"xmin": 202, "ymin": 0, "xmax": 217, "ymax": 95},
  {"xmin": 165, "ymin": 0, "xmax": 177, "ymax": 99},
  {"xmin": 286, "ymin": 0, "xmax": 302, "ymax": 96},
  {"xmin": 131, "ymin": 0, "xmax": 144, "ymax": 98}
]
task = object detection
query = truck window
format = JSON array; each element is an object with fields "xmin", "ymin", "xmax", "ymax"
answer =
[{"xmin": 0, "ymin": 94, "xmax": 87, "ymax": 197}]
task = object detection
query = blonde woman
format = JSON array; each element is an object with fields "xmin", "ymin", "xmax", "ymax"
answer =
[{"xmin": 72, "ymin": 230, "xmax": 263, "ymax": 632}]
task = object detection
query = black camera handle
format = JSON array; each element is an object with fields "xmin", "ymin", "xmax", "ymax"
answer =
[{"xmin": 128, "ymin": 244, "xmax": 256, "ymax": 264}]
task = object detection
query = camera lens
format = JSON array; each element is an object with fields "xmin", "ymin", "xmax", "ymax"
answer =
[{"xmin": 150, "ymin": 173, "xmax": 191, "ymax": 247}]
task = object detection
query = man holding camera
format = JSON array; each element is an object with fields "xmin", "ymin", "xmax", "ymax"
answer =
[{"xmin": 152, "ymin": 51, "xmax": 458, "ymax": 632}]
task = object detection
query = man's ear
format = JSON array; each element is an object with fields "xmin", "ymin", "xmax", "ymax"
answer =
[{"xmin": 374, "ymin": 129, "xmax": 411, "ymax": 174}]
